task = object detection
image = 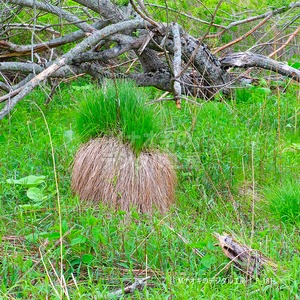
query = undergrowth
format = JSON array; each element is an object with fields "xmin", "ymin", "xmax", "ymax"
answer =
[
  {"xmin": 263, "ymin": 180, "xmax": 300, "ymax": 224},
  {"xmin": 0, "ymin": 78, "xmax": 299, "ymax": 298}
]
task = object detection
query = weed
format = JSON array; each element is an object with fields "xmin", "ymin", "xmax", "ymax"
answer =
[{"xmin": 263, "ymin": 180, "xmax": 300, "ymax": 224}]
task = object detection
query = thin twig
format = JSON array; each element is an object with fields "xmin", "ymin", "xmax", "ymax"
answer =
[
  {"xmin": 213, "ymin": 15, "xmax": 271, "ymax": 54},
  {"xmin": 129, "ymin": 0, "xmax": 160, "ymax": 28},
  {"xmin": 268, "ymin": 26, "xmax": 300, "ymax": 58},
  {"xmin": 146, "ymin": 3, "xmax": 225, "ymax": 28},
  {"xmin": 206, "ymin": 2, "xmax": 300, "ymax": 38}
]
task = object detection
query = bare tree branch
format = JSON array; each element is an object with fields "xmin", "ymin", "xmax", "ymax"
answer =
[
  {"xmin": 130, "ymin": 0, "xmax": 160, "ymax": 28},
  {"xmin": 0, "ymin": 18, "xmax": 148, "ymax": 119},
  {"xmin": 1, "ymin": 23, "xmax": 61, "ymax": 36},
  {"xmin": 207, "ymin": 2, "xmax": 300, "ymax": 38},
  {"xmin": 7, "ymin": 0, "xmax": 96, "ymax": 32},
  {"xmin": 0, "ymin": 81, "xmax": 11, "ymax": 92},
  {"xmin": 146, "ymin": 3, "xmax": 225, "ymax": 29},
  {"xmin": 0, "ymin": 20, "xmax": 109, "ymax": 59},
  {"xmin": 268, "ymin": 26, "xmax": 300, "ymax": 58},
  {"xmin": 73, "ymin": 0, "xmax": 126, "ymax": 22},
  {"xmin": 175, "ymin": 29, "xmax": 231, "ymax": 94},
  {"xmin": 213, "ymin": 15, "xmax": 272, "ymax": 54},
  {"xmin": 220, "ymin": 52, "xmax": 300, "ymax": 82},
  {"xmin": 171, "ymin": 23, "xmax": 182, "ymax": 108}
]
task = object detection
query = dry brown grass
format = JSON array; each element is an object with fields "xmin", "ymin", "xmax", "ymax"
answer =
[{"xmin": 71, "ymin": 137, "xmax": 177, "ymax": 214}]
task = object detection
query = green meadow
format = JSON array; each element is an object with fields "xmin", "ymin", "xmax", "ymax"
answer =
[{"xmin": 0, "ymin": 77, "xmax": 299, "ymax": 298}]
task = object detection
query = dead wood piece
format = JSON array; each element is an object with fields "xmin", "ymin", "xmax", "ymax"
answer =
[
  {"xmin": 107, "ymin": 276, "xmax": 150, "ymax": 298},
  {"xmin": 171, "ymin": 23, "xmax": 182, "ymax": 108},
  {"xmin": 220, "ymin": 52, "xmax": 300, "ymax": 82},
  {"xmin": 214, "ymin": 232, "xmax": 276, "ymax": 277}
]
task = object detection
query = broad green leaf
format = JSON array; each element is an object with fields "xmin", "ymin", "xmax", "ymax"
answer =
[
  {"xmin": 70, "ymin": 258, "xmax": 81, "ymax": 267},
  {"xmin": 206, "ymin": 241, "xmax": 216, "ymax": 251},
  {"xmin": 47, "ymin": 232, "xmax": 61, "ymax": 240},
  {"xmin": 62, "ymin": 219, "xmax": 68, "ymax": 234},
  {"xmin": 6, "ymin": 175, "xmax": 45, "ymax": 187},
  {"xmin": 25, "ymin": 233, "xmax": 39, "ymax": 242},
  {"xmin": 70, "ymin": 235, "xmax": 87, "ymax": 246},
  {"xmin": 92, "ymin": 228, "xmax": 108, "ymax": 245},
  {"xmin": 200, "ymin": 254, "xmax": 217, "ymax": 268},
  {"xmin": 131, "ymin": 211, "xmax": 140, "ymax": 220},
  {"xmin": 27, "ymin": 187, "xmax": 44, "ymax": 202},
  {"xmin": 81, "ymin": 254, "xmax": 95, "ymax": 264},
  {"xmin": 187, "ymin": 242, "xmax": 207, "ymax": 249}
]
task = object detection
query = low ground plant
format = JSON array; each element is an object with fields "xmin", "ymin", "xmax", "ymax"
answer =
[{"xmin": 0, "ymin": 78, "xmax": 299, "ymax": 298}]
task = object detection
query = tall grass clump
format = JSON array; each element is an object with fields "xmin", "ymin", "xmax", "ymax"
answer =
[
  {"xmin": 76, "ymin": 80, "xmax": 162, "ymax": 154},
  {"xmin": 72, "ymin": 80, "xmax": 177, "ymax": 214},
  {"xmin": 263, "ymin": 180, "xmax": 300, "ymax": 224}
]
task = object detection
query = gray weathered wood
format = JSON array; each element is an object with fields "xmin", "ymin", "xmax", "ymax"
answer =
[{"xmin": 220, "ymin": 52, "xmax": 300, "ymax": 82}]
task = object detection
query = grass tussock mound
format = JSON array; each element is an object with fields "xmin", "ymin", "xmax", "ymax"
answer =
[
  {"xmin": 71, "ymin": 137, "xmax": 176, "ymax": 213},
  {"xmin": 76, "ymin": 80, "xmax": 162, "ymax": 155},
  {"xmin": 72, "ymin": 81, "xmax": 176, "ymax": 213},
  {"xmin": 72, "ymin": 80, "xmax": 177, "ymax": 213}
]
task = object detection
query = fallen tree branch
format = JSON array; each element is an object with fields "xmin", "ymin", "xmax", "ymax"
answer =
[
  {"xmin": 73, "ymin": 0, "xmax": 126, "ymax": 23},
  {"xmin": 214, "ymin": 232, "xmax": 277, "ymax": 277},
  {"xmin": 0, "ymin": 18, "xmax": 148, "ymax": 119},
  {"xmin": 171, "ymin": 23, "xmax": 182, "ymax": 108},
  {"xmin": 130, "ymin": 0, "xmax": 160, "ymax": 28},
  {"xmin": 0, "ymin": 62, "xmax": 44, "ymax": 74},
  {"xmin": 70, "ymin": 35, "xmax": 145, "ymax": 64},
  {"xmin": 146, "ymin": 3, "xmax": 225, "ymax": 29},
  {"xmin": 0, "ymin": 20, "xmax": 109, "ymax": 59},
  {"xmin": 0, "ymin": 82, "xmax": 11, "ymax": 92},
  {"xmin": 1, "ymin": 23, "xmax": 60, "ymax": 36},
  {"xmin": 159, "ymin": 26, "xmax": 231, "ymax": 96},
  {"xmin": 220, "ymin": 52, "xmax": 300, "ymax": 82},
  {"xmin": 1, "ymin": 1, "xmax": 299, "ymax": 120},
  {"xmin": 7, "ymin": 0, "xmax": 95, "ymax": 32}
]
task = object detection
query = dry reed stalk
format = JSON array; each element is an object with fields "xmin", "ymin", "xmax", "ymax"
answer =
[{"xmin": 71, "ymin": 137, "xmax": 176, "ymax": 214}]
